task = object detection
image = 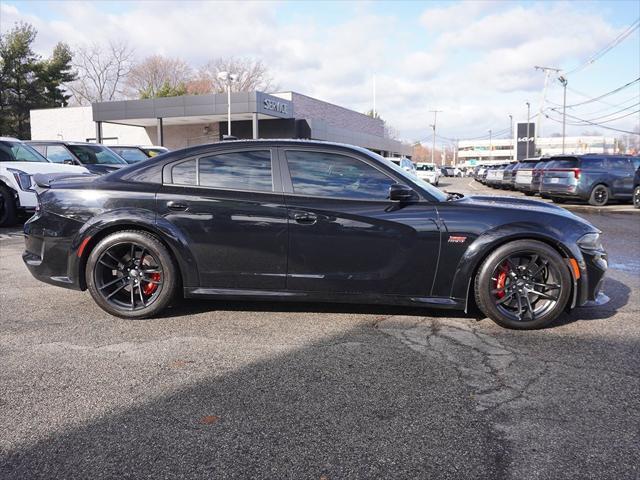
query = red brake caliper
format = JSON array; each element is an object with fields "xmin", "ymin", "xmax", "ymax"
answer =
[
  {"xmin": 143, "ymin": 273, "xmax": 161, "ymax": 295},
  {"xmin": 495, "ymin": 262, "xmax": 509, "ymax": 299}
]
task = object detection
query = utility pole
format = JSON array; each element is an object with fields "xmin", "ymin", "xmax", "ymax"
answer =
[
  {"xmin": 534, "ymin": 65, "xmax": 561, "ymax": 142},
  {"xmin": 558, "ymin": 75, "xmax": 568, "ymax": 154},
  {"xmin": 488, "ymin": 129, "xmax": 492, "ymax": 162},
  {"xmin": 429, "ymin": 110, "xmax": 443, "ymax": 165},
  {"xmin": 525, "ymin": 101, "xmax": 531, "ymax": 158},
  {"xmin": 372, "ymin": 74, "xmax": 377, "ymax": 118},
  {"xmin": 508, "ymin": 114, "xmax": 514, "ymax": 161}
]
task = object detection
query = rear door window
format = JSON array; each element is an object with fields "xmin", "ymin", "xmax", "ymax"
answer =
[
  {"xmin": 46, "ymin": 145, "xmax": 75, "ymax": 163},
  {"xmin": 198, "ymin": 151, "xmax": 272, "ymax": 192},
  {"xmin": 607, "ymin": 157, "xmax": 632, "ymax": 171},
  {"xmin": 549, "ymin": 158, "xmax": 578, "ymax": 168}
]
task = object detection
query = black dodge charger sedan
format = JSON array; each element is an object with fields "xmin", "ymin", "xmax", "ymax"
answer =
[{"xmin": 23, "ymin": 140, "xmax": 608, "ymax": 329}]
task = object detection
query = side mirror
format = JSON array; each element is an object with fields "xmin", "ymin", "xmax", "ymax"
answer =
[
  {"xmin": 389, "ymin": 183, "xmax": 416, "ymax": 202},
  {"xmin": 63, "ymin": 159, "xmax": 74, "ymax": 165}
]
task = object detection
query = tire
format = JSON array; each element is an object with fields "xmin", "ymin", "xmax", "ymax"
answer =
[
  {"xmin": 85, "ymin": 230, "xmax": 179, "ymax": 319},
  {"xmin": 0, "ymin": 184, "xmax": 18, "ymax": 227},
  {"xmin": 474, "ymin": 240, "xmax": 571, "ymax": 330},
  {"xmin": 523, "ymin": 191, "xmax": 535, "ymax": 196},
  {"xmin": 551, "ymin": 197, "xmax": 566, "ymax": 204},
  {"xmin": 588, "ymin": 184, "xmax": 609, "ymax": 206},
  {"xmin": 634, "ymin": 186, "xmax": 640, "ymax": 209}
]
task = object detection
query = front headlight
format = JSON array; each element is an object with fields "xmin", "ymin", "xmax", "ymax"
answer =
[
  {"xmin": 7, "ymin": 168, "xmax": 34, "ymax": 191},
  {"xmin": 577, "ymin": 232, "xmax": 603, "ymax": 251}
]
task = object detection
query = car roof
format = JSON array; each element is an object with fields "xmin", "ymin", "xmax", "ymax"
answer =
[
  {"xmin": 0, "ymin": 136, "xmax": 22, "ymax": 142},
  {"xmin": 26, "ymin": 140, "xmax": 100, "ymax": 146}
]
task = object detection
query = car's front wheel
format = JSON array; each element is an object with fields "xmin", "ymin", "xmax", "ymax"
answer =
[
  {"xmin": 633, "ymin": 186, "xmax": 640, "ymax": 208},
  {"xmin": 589, "ymin": 184, "xmax": 609, "ymax": 206},
  {"xmin": 85, "ymin": 230, "xmax": 179, "ymax": 319},
  {"xmin": 474, "ymin": 240, "xmax": 571, "ymax": 329}
]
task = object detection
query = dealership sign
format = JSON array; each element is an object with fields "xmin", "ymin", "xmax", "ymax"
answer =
[
  {"xmin": 516, "ymin": 122, "xmax": 536, "ymax": 160},
  {"xmin": 257, "ymin": 93, "xmax": 293, "ymax": 118}
]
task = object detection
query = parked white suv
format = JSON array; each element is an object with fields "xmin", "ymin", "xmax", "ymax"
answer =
[
  {"xmin": 415, "ymin": 163, "xmax": 440, "ymax": 185},
  {"xmin": 0, "ymin": 138, "xmax": 89, "ymax": 226}
]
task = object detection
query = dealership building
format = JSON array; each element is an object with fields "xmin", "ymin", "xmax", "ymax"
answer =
[
  {"xmin": 30, "ymin": 91, "xmax": 411, "ymax": 157},
  {"xmin": 456, "ymin": 122, "xmax": 616, "ymax": 166}
]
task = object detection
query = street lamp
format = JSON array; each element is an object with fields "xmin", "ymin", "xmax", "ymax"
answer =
[
  {"xmin": 558, "ymin": 75, "xmax": 568, "ymax": 154},
  {"xmin": 525, "ymin": 101, "xmax": 531, "ymax": 158},
  {"xmin": 217, "ymin": 71, "xmax": 239, "ymax": 136}
]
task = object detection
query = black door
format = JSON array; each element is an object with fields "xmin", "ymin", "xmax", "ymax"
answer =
[
  {"xmin": 279, "ymin": 148, "xmax": 441, "ymax": 296},
  {"xmin": 607, "ymin": 157, "xmax": 634, "ymax": 197},
  {"xmin": 156, "ymin": 148, "xmax": 288, "ymax": 290}
]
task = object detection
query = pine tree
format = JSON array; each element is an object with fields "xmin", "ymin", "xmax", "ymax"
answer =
[{"xmin": 0, "ymin": 22, "xmax": 76, "ymax": 139}]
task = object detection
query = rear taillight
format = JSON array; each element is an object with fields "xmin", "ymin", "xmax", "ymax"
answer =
[{"xmin": 573, "ymin": 168, "xmax": 581, "ymax": 180}]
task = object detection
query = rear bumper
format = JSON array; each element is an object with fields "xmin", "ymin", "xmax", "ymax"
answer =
[
  {"xmin": 22, "ymin": 213, "xmax": 83, "ymax": 291},
  {"xmin": 541, "ymin": 183, "xmax": 586, "ymax": 199}
]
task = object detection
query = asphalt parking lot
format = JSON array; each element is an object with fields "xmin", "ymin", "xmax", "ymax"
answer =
[{"xmin": 1, "ymin": 180, "xmax": 638, "ymax": 479}]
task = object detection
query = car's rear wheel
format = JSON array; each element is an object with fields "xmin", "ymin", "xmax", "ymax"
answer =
[
  {"xmin": 551, "ymin": 196, "xmax": 566, "ymax": 204},
  {"xmin": 474, "ymin": 240, "xmax": 571, "ymax": 329},
  {"xmin": 633, "ymin": 186, "xmax": 640, "ymax": 208},
  {"xmin": 523, "ymin": 191, "xmax": 535, "ymax": 196},
  {"xmin": 86, "ymin": 230, "xmax": 179, "ymax": 319},
  {"xmin": 589, "ymin": 184, "xmax": 609, "ymax": 206},
  {"xmin": 0, "ymin": 184, "xmax": 18, "ymax": 227}
]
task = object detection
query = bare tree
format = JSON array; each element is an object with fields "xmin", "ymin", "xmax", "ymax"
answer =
[
  {"xmin": 189, "ymin": 57, "xmax": 278, "ymax": 94},
  {"xmin": 66, "ymin": 41, "xmax": 134, "ymax": 104},
  {"xmin": 126, "ymin": 55, "xmax": 191, "ymax": 98}
]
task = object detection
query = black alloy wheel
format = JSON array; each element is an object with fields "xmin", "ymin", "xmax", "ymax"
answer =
[
  {"xmin": 475, "ymin": 240, "xmax": 571, "ymax": 329},
  {"xmin": 551, "ymin": 197, "xmax": 566, "ymax": 204},
  {"xmin": 86, "ymin": 230, "xmax": 178, "ymax": 318},
  {"xmin": 633, "ymin": 186, "xmax": 640, "ymax": 209},
  {"xmin": 0, "ymin": 184, "xmax": 17, "ymax": 227},
  {"xmin": 589, "ymin": 184, "xmax": 609, "ymax": 207}
]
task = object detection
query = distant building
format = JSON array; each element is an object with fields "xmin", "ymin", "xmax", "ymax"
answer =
[
  {"xmin": 457, "ymin": 135, "xmax": 616, "ymax": 166},
  {"xmin": 30, "ymin": 91, "xmax": 411, "ymax": 157}
]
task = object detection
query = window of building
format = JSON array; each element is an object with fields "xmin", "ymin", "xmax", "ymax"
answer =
[
  {"xmin": 199, "ymin": 151, "xmax": 272, "ymax": 191},
  {"xmin": 286, "ymin": 150, "xmax": 395, "ymax": 200}
]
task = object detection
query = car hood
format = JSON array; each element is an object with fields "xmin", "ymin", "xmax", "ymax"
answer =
[
  {"xmin": 1, "ymin": 162, "xmax": 89, "ymax": 175},
  {"xmin": 455, "ymin": 194, "xmax": 585, "ymax": 221}
]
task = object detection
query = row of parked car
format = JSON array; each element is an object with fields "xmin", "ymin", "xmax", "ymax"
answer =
[
  {"xmin": 473, "ymin": 154, "xmax": 640, "ymax": 208},
  {"xmin": 0, "ymin": 137, "xmax": 169, "ymax": 226}
]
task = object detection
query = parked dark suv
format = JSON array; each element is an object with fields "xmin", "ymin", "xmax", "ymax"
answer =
[
  {"xmin": 634, "ymin": 166, "xmax": 640, "ymax": 208},
  {"xmin": 541, "ymin": 154, "xmax": 640, "ymax": 206},
  {"xmin": 28, "ymin": 141, "xmax": 128, "ymax": 175}
]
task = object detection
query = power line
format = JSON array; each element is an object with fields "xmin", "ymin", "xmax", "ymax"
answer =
[
  {"xmin": 545, "ymin": 110, "xmax": 640, "ymax": 135},
  {"xmin": 565, "ymin": 18, "xmax": 640, "ymax": 75},
  {"xmin": 563, "ymin": 77, "xmax": 640, "ymax": 108}
]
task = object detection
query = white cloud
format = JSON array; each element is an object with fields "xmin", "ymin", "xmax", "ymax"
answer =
[{"xmin": 1, "ymin": 1, "xmax": 636, "ymax": 141}]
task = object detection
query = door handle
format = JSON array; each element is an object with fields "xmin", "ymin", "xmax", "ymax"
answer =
[
  {"xmin": 167, "ymin": 201, "xmax": 189, "ymax": 211},
  {"xmin": 293, "ymin": 212, "xmax": 317, "ymax": 225}
]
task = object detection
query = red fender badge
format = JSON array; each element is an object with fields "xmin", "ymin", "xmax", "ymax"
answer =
[{"xmin": 448, "ymin": 235, "xmax": 467, "ymax": 243}]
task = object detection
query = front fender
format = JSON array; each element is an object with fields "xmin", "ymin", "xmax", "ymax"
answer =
[
  {"xmin": 69, "ymin": 208, "xmax": 200, "ymax": 289},
  {"xmin": 448, "ymin": 222, "xmax": 584, "ymax": 302}
]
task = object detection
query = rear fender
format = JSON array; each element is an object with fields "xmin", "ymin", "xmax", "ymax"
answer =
[{"xmin": 70, "ymin": 208, "xmax": 199, "ymax": 289}]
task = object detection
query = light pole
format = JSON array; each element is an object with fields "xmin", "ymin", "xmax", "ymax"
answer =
[
  {"xmin": 488, "ymin": 129, "xmax": 492, "ymax": 162},
  {"xmin": 217, "ymin": 71, "xmax": 239, "ymax": 136},
  {"xmin": 558, "ymin": 75, "xmax": 568, "ymax": 154},
  {"xmin": 429, "ymin": 110, "xmax": 442, "ymax": 165},
  {"xmin": 508, "ymin": 114, "xmax": 514, "ymax": 161},
  {"xmin": 525, "ymin": 101, "xmax": 531, "ymax": 158}
]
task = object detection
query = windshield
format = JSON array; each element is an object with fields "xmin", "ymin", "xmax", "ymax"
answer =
[
  {"xmin": 378, "ymin": 154, "xmax": 448, "ymax": 201},
  {"xmin": 0, "ymin": 141, "xmax": 48, "ymax": 163},
  {"xmin": 67, "ymin": 144, "xmax": 127, "ymax": 165},
  {"xmin": 111, "ymin": 146, "xmax": 149, "ymax": 164}
]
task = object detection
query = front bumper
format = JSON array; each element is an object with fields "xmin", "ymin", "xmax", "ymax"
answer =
[{"xmin": 575, "ymin": 247, "xmax": 608, "ymax": 307}]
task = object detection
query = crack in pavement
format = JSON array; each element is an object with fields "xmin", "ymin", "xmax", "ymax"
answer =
[{"xmin": 377, "ymin": 316, "xmax": 546, "ymax": 412}]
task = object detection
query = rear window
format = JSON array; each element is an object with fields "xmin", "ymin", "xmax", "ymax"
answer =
[
  {"xmin": 581, "ymin": 157, "xmax": 606, "ymax": 169},
  {"xmin": 607, "ymin": 157, "xmax": 632, "ymax": 170},
  {"xmin": 549, "ymin": 157, "xmax": 578, "ymax": 168}
]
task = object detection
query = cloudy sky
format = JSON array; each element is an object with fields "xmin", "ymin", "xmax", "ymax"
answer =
[{"xmin": 2, "ymin": 0, "xmax": 639, "ymax": 144}]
